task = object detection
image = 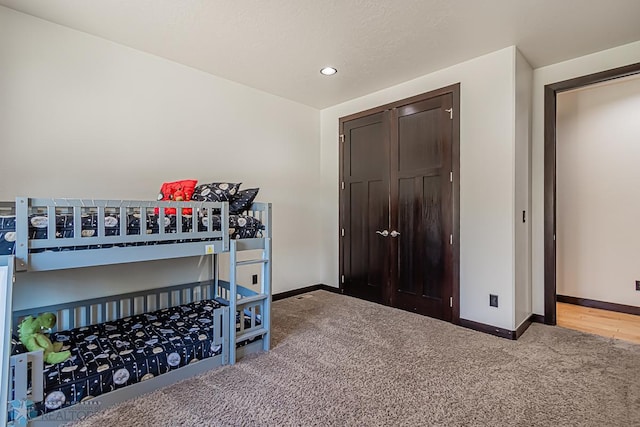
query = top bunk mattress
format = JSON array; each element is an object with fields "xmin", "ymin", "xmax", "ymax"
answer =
[
  {"xmin": 1, "ymin": 197, "xmax": 271, "ymax": 271},
  {"xmin": 0, "ymin": 212, "xmax": 264, "ymax": 255}
]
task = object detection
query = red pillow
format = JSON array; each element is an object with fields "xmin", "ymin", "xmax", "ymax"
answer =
[{"xmin": 156, "ymin": 179, "xmax": 198, "ymax": 215}]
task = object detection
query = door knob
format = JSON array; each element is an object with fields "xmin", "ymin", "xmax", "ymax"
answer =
[
  {"xmin": 376, "ymin": 230, "xmax": 389, "ymax": 237},
  {"xmin": 390, "ymin": 230, "xmax": 400, "ymax": 237}
]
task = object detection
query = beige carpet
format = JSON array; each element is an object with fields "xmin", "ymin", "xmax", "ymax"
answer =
[{"xmin": 71, "ymin": 290, "xmax": 640, "ymax": 426}]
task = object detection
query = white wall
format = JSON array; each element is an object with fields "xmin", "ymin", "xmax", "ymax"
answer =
[
  {"xmin": 514, "ymin": 49, "xmax": 533, "ymax": 328},
  {"xmin": 321, "ymin": 47, "xmax": 519, "ymax": 330},
  {"xmin": 531, "ymin": 40, "xmax": 640, "ymax": 315},
  {"xmin": 556, "ymin": 76, "xmax": 640, "ymax": 307},
  {"xmin": 0, "ymin": 7, "xmax": 322, "ymax": 309}
]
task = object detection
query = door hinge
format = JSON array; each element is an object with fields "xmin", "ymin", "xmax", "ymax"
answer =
[
  {"xmin": 339, "ymin": 134, "xmax": 345, "ymax": 143},
  {"xmin": 445, "ymin": 107, "xmax": 453, "ymax": 119},
  {"xmin": 450, "ymin": 296, "xmax": 453, "ymax": 308},
  {"xmin": 341, "ymin": 181, "xmax": 345, "ymax": 190},
  {"xmin": 450, "ymin": 234, "xmax": 453, "ymax": 245},
  {"xmin": 341, "ymin": 275, "xmax": 345, "ymax": 284},
  {"xmin": 450, "ymin": 171, "xmax": 453, "ymax": 183},
  {"xmin": 341, "ymin": 228, "xmax": 345, "ymax": 237}
]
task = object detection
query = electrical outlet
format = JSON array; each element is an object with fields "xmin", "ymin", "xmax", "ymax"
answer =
[
  {"xmin": 636, "ymin": 280, "xmax": 640, "ymax": 291},
  {"xmin": 489, "ymin": 294, "xmax": 499, "ymax": 308},
  {"xmin": 252, "ymin": 274, "xmax": 258, "ymax": 285}
]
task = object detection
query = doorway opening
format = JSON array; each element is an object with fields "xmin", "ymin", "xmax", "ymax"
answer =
[{"xmin": 544, "ymin": 62, "xmax": 640, "ymax": 339}]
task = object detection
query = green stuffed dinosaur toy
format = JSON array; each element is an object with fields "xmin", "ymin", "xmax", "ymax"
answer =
[{"xmin": 18, "ymin": 313, "xmax": 71, "ymax": 365}]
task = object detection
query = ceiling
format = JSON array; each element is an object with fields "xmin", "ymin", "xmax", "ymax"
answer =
[{"xmin": 2, "ymin": 0, "xmax": 640, "ymax": 109}]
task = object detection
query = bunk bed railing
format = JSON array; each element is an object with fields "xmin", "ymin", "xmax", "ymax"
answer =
[
  {"xmin": 9, "ymin": 351, "xmax": 43, "ymax": 406},
  {"xmin": 12, "ymin": 197, "xmax": 230, "ymax": 272},
  {"xmin": 11, "ymin": 281, "xmax": 218, "ymax": 332},
  {"xmin": 245, "ymin": 202, "xmax": 271, "ymax": 239}
]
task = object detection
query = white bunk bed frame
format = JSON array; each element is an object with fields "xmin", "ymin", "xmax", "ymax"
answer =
[{"xmin": 0, "ymin": 197, "xmax": 272, "ymax": 426}]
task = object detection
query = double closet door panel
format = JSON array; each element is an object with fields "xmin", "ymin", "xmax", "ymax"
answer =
[
  {"xmin": 341, "ymin": 93, "xmax": 453, "ymax": 321},
  {"xmin": 342, "ymin": 111, "xmax": 391, "ymax": 303},
  {"xmin": 390, "ymin": 96, "xmax": 453, "ymax": 321}
]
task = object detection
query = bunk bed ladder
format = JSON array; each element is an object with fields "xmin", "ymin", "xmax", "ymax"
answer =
[{"xmin": 228, "ymin": 237, "xmax": 272, "ymax": 365}]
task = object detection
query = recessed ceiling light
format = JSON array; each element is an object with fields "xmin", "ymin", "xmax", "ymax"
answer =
[{"xmin": 320, "ymin": 67, "xmax": 337, "ymax": 76}]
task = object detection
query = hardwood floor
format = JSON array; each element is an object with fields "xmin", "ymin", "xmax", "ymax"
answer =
[{"xmin": 557, "ymin": 302, "xmax": 640, "ymax": 344}]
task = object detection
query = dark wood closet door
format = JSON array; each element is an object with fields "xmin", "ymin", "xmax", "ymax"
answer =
[
  {"xmin": 341, "ymin": 112, "xmax": 391, "ymax": 303},
  {"xmin": 389, "ymin": 94, "xmax": 453, "ymax": 321},
  {"xmin": 339, "ymin": 85, "xmax": 459, "ymax": 323}
]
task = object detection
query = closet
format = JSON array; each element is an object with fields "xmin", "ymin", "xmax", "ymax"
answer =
[{"xmin": 339, "ymin": 84, "xmax": 460, "ymax": 322}]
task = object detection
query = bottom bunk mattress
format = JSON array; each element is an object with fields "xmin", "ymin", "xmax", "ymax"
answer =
[{"xmin": 11, "ymin": 299, "xmax": 225, "ymax": 416}]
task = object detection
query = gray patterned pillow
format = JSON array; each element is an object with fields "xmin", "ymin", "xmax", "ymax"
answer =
[
  {"xmin": 191, "ymin": 182, "xmax": 241, "ymax": 202},
  {"xmin": 229, "ymin": 188, "xmax": 260, "ymax": 214}
]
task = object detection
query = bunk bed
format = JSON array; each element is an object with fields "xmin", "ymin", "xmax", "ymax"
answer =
[{"xmin": 1, "ymin": 197, "xmax": 272, "ymax": 426}]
